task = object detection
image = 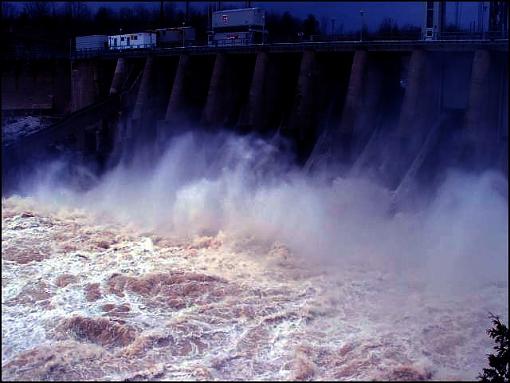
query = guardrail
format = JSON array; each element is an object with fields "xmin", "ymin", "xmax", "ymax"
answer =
[
  {"xmin": 108, "ymin": 43, "xmax": 157, "ymax": 50},
  {"xmin": 69, "ymin": 38, "xmax": 508, "ymax": 59},
  {"xmin": 439, "ymin": 30, "xmax": 508, "ymax": 40},
  {"xmin": 6, "ymin": 37, "xmax": 508, "ymax": 61},
  {"xmin": 207, "ymin": 38, "xmax": 258, "ymax": 47},
  {"xmin": 3, "ymin": 47, "xmax": 69, "ymax": 60},
  {"xmin": 4, "ymin": 27, "xmax": 509, "ymax": 61}
]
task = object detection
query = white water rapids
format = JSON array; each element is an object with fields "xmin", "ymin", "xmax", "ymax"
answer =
[{"xmin": 2, "ymin": 131, "xmax": 508, "ymax": 380}]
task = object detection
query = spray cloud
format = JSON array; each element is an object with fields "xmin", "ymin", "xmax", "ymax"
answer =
[{"xmin": 22, "ymin": 127, "xmax": 508, "ymax": 292}]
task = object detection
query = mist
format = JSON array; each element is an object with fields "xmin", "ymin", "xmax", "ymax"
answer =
[
  {"xmin": 19, "ymin": 127, "xmax": 508, "ymax": 293},
  {"xmin": 3, "ymin": 124, "xmax": 509, "ymax": 380}
]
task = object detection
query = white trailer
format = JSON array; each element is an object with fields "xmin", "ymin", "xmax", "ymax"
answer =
[
  {"xmin": 75, "ymin": 35, "xmax": 108, "ymax": 51},
  {"xmin": 108, "ymin": 32, "xmax": 157, "ymax": 50}
]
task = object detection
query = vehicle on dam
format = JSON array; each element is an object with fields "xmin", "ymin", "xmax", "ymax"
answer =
[
  {"xmin": 74, "ymin": 7, "xmax": 266, "ymax": 53},
  {"xmin": 75, "ymin": 27, "xmax": 195, "ymax": 53},
  {"xmin": 208, "ymin": 8, "xmax": 267, "ymax": 46},
  {"xmin": 108, "ymin": 32, "xmax": 157, "ymax": 50},
  {"xmin": 155, "ymin": 27, "xmax": 196, "ymax": 47},
  {"xmin": 75, "ymin": 35, "xmax": 108, "ymax": 52}
]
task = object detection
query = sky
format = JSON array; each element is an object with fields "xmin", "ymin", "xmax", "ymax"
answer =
[{"xmin": 8, "ymin": 1, "xmax": 488, "ymax": 32}]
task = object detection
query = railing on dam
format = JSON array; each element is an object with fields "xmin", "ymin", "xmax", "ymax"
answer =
[
  {"xmin": 69, "ymin": 38, "xmax": 509, "ymax": 60},
  {"xmin": 4, "ymin": 46, "xmax": 69, "ymax": 60},
  {"xmin": 3, "ymin": 39, "xmax": 508, "ymax": 61}
]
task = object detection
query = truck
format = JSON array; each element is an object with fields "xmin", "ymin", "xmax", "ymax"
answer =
[
  {"xmin": 108, "ymin": 32, "xmax": 157, "ymax": 50},
  {"xmin": 209, "ymin": 8, "xmax": 267, "ymax": 47},
  {"xmin": 75, "ymin": 35, "xmax": 108, "ymax": 51},
  {"xmin": 156, "ymin": 27, "xmax": 196, "ymax": 47},
  {"xmin": 212, "ymin": 7, "xmax": 265, "ymax": 29}
]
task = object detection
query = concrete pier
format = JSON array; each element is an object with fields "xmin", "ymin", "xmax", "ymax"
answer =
[
  {"xmin": 396, "ymin": 50, "xmax": 428, "ymax": 139},
  {"xmin": 339, "ymin": 50, "xmax": 367, "ymax": 135},
  {"xmin": 165, "ymin": 55, "xmax": 190, "ymax": 121},
  {"xmin": 463, "ymin": 49, "xmax": 491, "ymax": 167},
  {"xmin": 289, "ymin": 51, "xmax": 318, "ymax": 141},
  {"xmin": 245, "ymin": 52, "xmax": 269, "ymax": 131},
  {"xmin": 71, "ymin": 61, "xmax": 97, "ymax": 112},
  {"xmin": 202, "ymin": 53, "xmax": 228, "ymax": 126},
  {"xmin": 121, "ymin": 55, "xmax": 155, "ymax": 154},
  {"xmin": 337, "ymin": 50, "xmax": 368, "ymax": 162},
  {"xmin": 4, "ymin": 41, "xmax": 507, "ymax": 193},
  {"xmin": 286, "ymin": 50, "xmax": 320, "ymax": 161},
  {"xmin": 499, "ymin": 60, "xmax": 508, "ymax": 174},
  {"xmin": 132, "ymin": 56, "xmax": 154, "ymax": 122},
  {"xmin": 354, "ymin": 57, "xmax": 383, "ymax": 152},
  {"xmin": 109, "ymin": 58, "xmax": 127, "ymax": 95},
  {"xmin": 380, "ymin": 50, "xmax": 441, "ymax": 187}
]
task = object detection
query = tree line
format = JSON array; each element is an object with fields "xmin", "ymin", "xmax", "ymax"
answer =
[{"xmin": 2, "ymin": 1, "xmax": 425, "ymax": 50}]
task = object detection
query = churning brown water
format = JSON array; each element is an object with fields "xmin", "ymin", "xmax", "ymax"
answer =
[
  {"xmin": 2, "ymin": 194, "xmax": 507, "ymax": 381},
  {"xmin": 2, "ymin": 132, "xmax": 508, "ymax": 381}
]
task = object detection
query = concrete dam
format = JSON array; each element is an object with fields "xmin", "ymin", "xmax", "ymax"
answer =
[
  {"xmin": 2, "ymin": 41, "xmax": 509, "ymax": 380},
  {"xmin": 2, "ymin": 42, "xmax": 508, "ymax": 197}
]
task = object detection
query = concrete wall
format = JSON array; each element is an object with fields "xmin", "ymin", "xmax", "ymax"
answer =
[
  {"xmin": 202, "ymin": 53, "xmax": 229, "ymax": 127},
  {"xmin": 336, "ymin": 50, "xmax": 368, "ymax": 163},
  {"xmin": 282, "ymin": 50, "xmax": 326, "ymax": 161},
  {"xmin": 200, "ymin": 53, "xmax": 255, "ymax": 129},
  {"xmin": 71, "ymin": 61, "xmax": 98, "ymax": 112},
  {"xmin": 165, "ymin": 55, "xmax": 190, "ymax": 121},
  {"xmin": 110, "ymin": 58, "xmax": 128, "ymax": 95},
  {"xmin": 7, "ymin": 48, "xmax": 506, "ymax": 184},
  {"xmin": 244, "ymin": 52, "xmax": 269, "ymax": 131},
  {"xmin": 70, "ymin": 59, "xmax": 116, "ymax": 112},
  {"xmin": 461, "ymin": 49, "xmax": 496, "ymax": 169},
  {"xmin": 2, "ymin": 60, "xmax": 71, "ymax": 114}
]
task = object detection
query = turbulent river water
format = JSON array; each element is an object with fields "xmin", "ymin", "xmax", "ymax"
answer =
[{"xmin": 2, "ymin": 132, "xmax": 508, "ymax": 381}]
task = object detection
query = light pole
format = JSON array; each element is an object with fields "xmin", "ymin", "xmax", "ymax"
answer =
[
  {"xmin": 160, "ymin": 0, "xmax": 164, "ymax": 26},
  {"xmin": 262, "ymin": 13, "xmax": 265, "ymax": 45},
  {"xmin": 331, "ymin": 18, "xmax": 335, "ymax": 38},
  {"xmin": 481, "ymin": 2, "xmax": 487, "ymax": 39},
  {"xmin": 182, "ymin": 22, "xmax": 185, "ymax": 47},
  {"xmin": 360, "ymin": 10, "xmax": 365, "ymax": 41}
]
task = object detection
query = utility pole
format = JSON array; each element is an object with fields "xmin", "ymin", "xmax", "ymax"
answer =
[
  {"xmin": 455, "ymin": 2, "xmax": 460, "ymax": 28},
  {"xmin": 489, "ymin": 1, "xmax": 508, "ymax": 38},
  {"xmin": 477, "ymin": 2, "xmax": 484, "ymax": 33},
  {"xmin": 160, "ymin": 0, "xmax": 164, "ymax": 26},
  {"xmin": 359, "ymin": 10, "xmax": 365, "ymax": 41},
  {"xmin": 182, "ymin": 22, "xmax": 185, "ymax": 47},
  {"xmin": 482, "ymin": 2, "xmax": 487, "ymax": 38},
  {"xmin": 438, "ymin": 2, "xmax": 446, "ymax": 39},
  {"xmin": 208, "ymin": 3, "xmax": 211, "ymax": 30},
  {"xmin": 262, "ymin": 12, "xmax": 265, "ymax": 44}
]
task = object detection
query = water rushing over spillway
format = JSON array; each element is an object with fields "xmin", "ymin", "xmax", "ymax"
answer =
[
  {"xmin": 2, "ymin": 131, "xmax": 508, "ymax": 381},
  {"xmin": 2, "ymin": 198, "xmax": 507, "ymax": 381}
]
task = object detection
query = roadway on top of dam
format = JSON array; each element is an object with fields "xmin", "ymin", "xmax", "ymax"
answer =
[
  {"xmin": 6, "ymin": 39, "xmax": 508, "ymax": 61},
  {"xmin": 67, "ymin": 39, "xmax": 508, "ymax": 60}
]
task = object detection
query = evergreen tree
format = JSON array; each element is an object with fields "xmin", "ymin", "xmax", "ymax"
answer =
[{"xmin": 479, "ymin": 313, "xmax": 509, "ymax": 383}]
